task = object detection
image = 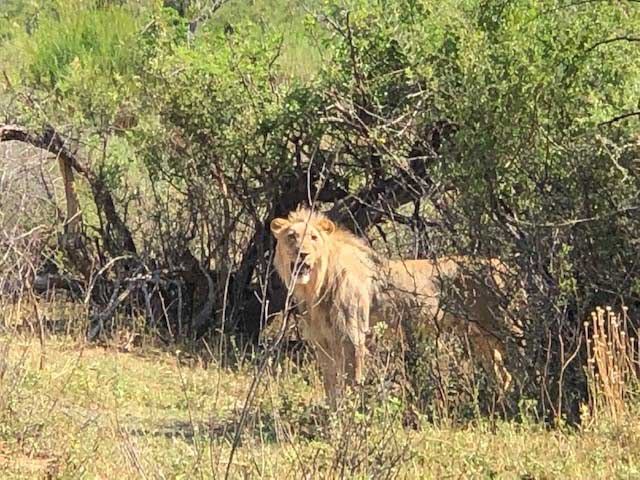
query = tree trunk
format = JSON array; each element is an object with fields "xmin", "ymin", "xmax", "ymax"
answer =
[{"xmin": 0, "ymin": 124, "xmax": 137, "ymax": 278}]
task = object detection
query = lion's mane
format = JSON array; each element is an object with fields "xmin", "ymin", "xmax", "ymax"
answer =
[{"xmin": 273, "ymin": 206, "xmax": 381, "ymax": 303}]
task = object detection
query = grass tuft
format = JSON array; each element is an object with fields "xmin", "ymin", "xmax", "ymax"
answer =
[{"xmin": 583, "ymin": 305, "xmax": 640, "ymax": 426}]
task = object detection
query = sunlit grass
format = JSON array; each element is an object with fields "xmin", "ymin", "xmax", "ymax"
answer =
[{"xmin": 1, "ymin": 331, "xmax": 640, "ymax": 478}]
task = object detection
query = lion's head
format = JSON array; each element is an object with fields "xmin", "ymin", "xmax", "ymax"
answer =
[{"xmin": 270, "ymin": 207, "xmax": 336, "ymax": 288}]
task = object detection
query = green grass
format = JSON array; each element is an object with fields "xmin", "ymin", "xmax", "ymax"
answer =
[
  {"xmin": 211, "ymin": 0, "xmax": 322, "ymax": 79},
  {"xmin": 9, "ymin": 0, "xmax": 145, "ymax": 89},
  {"xmin": 1, "ymin": 333, "xmax": 640, "ymax": 478}
]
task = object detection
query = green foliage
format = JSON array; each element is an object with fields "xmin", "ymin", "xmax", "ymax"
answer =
[
  {"xmin": 129, "ymin": 10, "xmax": 327, "ymax": 224},
  {"xmin": 212, "ymin": 0, "xmax": 322, "ymax": 78},
  {"xmin": 4, "ymin": 0, "xmax": 152, "ymax": 131},
  {"xmin": 310, "ymin": 0, "xmax": 640, "ymax": 415}
]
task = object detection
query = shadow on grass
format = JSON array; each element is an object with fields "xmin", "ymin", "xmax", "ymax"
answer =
[
  {"xmin": 122, "ymin": 418, "xmax": 239, "ymax": 442},
  {"xmin": 121, "ymin": 404, "xmax": 330, "ymax": 444}
]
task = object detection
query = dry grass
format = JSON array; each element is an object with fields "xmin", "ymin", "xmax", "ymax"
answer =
[
  {"xmin": 583, "ymin": 305, "xmax": 640, "ymax": 426},
  {"xmin": 1, "ymin": 322, "xmax": 640, "ymax": 479}
]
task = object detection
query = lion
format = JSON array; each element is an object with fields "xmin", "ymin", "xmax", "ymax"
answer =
[{"xmin": 270, "ymin": 206, "xmax": 521, "ymax": 405}]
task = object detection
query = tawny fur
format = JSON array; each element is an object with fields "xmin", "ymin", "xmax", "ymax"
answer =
[{"xmin": 271, "ymin": 206, "xmax": 518, "ymax": 405}]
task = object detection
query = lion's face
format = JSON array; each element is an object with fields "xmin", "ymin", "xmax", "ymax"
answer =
[{"xmin": 270, "ymin": 214, "xmax": 335, "ymax": 286}]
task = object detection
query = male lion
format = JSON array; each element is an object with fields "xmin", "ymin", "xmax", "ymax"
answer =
[{"xmin": 270, "ymin": 206, "xmax": 519, "ymax": 404}]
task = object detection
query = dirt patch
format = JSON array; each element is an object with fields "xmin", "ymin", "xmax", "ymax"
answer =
[{"xmin": 0, "ymin": 441, "xmax": 60, "ymax": 478}]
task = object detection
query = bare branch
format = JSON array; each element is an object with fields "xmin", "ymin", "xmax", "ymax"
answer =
[
  {"xmin": 0, "ymin": 124, "xmax": 137, "ymax": 264},
  {"xmin": 598, "ymin": 110, "xmax": 640, "ymax": 128},
  {"xmin": 585, "ymin": 36, "xmax": 640, "ymax": 54}
]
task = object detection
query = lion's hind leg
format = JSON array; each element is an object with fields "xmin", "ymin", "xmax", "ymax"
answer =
[
  {"xmin": 467, "ymin": 323, "xmax": 512, "ymax": 399},
  {"xmin": 491, "ymin": 346, "xmax": 512, "ymax": 398}
]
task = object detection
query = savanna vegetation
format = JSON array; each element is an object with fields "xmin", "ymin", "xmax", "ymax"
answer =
[{"xmin": 0, "ymin": 0, "xmax": 639, "ymax": 477}]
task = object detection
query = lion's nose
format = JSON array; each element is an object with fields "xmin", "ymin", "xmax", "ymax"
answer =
[{"xmin": 299, "ymin": 252, "xmax": 308, "ymax": 261}]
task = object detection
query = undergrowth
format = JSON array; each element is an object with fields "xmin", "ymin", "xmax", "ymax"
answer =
[{"xmin": 1, "ymin": 303, "xmax": 640, "ymax": 478}]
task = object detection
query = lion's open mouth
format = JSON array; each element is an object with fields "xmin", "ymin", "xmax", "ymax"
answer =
[{"xmin": 290, "ymin": 261, "xmax": 312, "ymax": 284}]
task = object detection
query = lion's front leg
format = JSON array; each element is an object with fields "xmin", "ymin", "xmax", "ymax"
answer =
[
  {"xmin": 335, "ymin": 298, "xmax": 370, "ymax": 388},
  {"xmin": 340, "ymin": 332, "xmax": 367, "ymax": 384},
  {"xmin": 314, "ymin": 340, "xmax": 339, "ymax": 407},
  {"xmin": 354, "ymin": 339, "xmax": 366, "ymax": 385}
]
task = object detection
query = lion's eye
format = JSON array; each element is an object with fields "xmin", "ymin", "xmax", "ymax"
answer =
[{"xmin": 311, "ymin": 234, "xmax": 318, "ymax": 241}]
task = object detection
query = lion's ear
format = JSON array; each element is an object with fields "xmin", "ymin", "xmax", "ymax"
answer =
[
  {"xmin": 318, "ymin": 218, "xmax": 336, "ymax": 235},
  {"xmin": 270, "ymin": 218, "xmax": 290, "ymax": 236}
]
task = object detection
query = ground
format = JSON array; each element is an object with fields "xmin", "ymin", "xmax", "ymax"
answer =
[{"xmin": 1, "ymin": 333, "xmax": 639, "ymax": 479}]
